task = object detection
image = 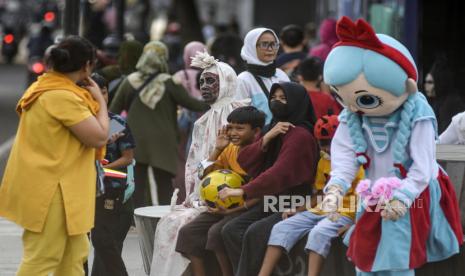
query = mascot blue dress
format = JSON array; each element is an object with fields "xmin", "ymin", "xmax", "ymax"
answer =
[{"xmin": 321, "ymin": 17, "xmax": 463, "ymax": 276}]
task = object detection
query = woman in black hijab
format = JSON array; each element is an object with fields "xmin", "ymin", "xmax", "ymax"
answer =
[{"xmin": 219, "ymin": 82, "xmax": 318, "ymax": 276}]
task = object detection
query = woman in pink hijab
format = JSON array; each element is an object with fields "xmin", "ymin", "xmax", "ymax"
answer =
[
  {"xmin": 173, "ymin": 41, "xmax": 206, "ymax": 98},
  {"xmin": 173, "ymin": 41, "xmax": 207, "ymax": 202},
  {"xmin": 308, "ymin": 19, "xmax": 338, "ymax": 61}
]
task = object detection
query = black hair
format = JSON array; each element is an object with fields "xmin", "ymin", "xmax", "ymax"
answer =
[
  {"xmin": 280, "ymin": 25, "xmax": 304, "ymax": 48},
  {"xmin": 296, "ymin": 57, "xmax": 323, "ymax": 81},
  {"xmin": 210, "ymin": 33, "xmax": 245, "ymax": 73},
  {"xmin": 91, "ymin": 73, "xmax": 108, "ymax": 90},
  {"xmin": 429, "ymin": 54, "xmax": 455, "ymax": 98},
  {"xmin": 47, "ymin": 36, "xmax": 96, "ymax": 73},
  {"xmin": 227, "ymin": 106, "xmax": 266, "ymax": 129},
  {"xmin": 318, "ymin": 139, "xmax": 331, "ymax": 147}
]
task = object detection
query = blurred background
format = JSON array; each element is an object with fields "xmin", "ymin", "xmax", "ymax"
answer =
[
  {"xmin": 1, "ymin": 0, "xmax": 465, "ymax": 210},
  {"xmin": 0, "ymin": 0, "xmax": 464, "ymax": 88},
  {"xmin": 0, "ymin": 1, "xmax": 464, "ymax": 275}
]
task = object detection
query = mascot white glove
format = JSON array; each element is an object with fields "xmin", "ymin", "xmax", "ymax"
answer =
[
  {"xmin": 381, "ymin": 199, "xmax": 407, "ymax": 221},
  {"xmin": 321, "ymin": 185, "xmax": 344, "ymax": 222}
]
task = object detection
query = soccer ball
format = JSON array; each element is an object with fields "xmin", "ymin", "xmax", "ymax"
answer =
[{"xmin": 200, "ymin": 169, "xmax": 245, "ymax": 209}]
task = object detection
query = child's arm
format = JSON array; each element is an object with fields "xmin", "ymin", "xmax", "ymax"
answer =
[
  {"xmin": 201, "ymin": 162, "xmax": 221, "ymax": 177},
  {"xmin": 323, "ymin": 123, "xmax": 360, "ymax": 195},
  {"xmin": 103, "ymin": 121, "xmax": 136, "ymax": 170},
  {"xmin": 103, "ymin": 148, "xmax": 134, "ymax": 169},
  {"xmin": 199, "ymin": 126, "xmax": 230, "ymax": 178},
  {"xmin": 209, "ymin": 126, "xmax": 230, "ymax": 161}
]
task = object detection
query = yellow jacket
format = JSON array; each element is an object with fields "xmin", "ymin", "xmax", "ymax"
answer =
[
  {"xmin": 0, "ymin": 72, "xmax": 101, "ymax": 235},
  {"xmin": 310, "ymin": 156, "xmax": 364, "ymax": 220}
]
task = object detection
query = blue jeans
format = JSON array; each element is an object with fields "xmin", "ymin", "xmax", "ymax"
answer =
[
  {"xmin": 268, "ymin": 211, "xmax": 353, "ymax": 257},
  {"xmin": 356, "ymin": 268, "xmax": 414, "ymax": 276}
]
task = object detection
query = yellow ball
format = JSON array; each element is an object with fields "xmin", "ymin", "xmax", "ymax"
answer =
[{"xmin": 200, "ymin": 169, "xmax": 245, "ymax": 209}]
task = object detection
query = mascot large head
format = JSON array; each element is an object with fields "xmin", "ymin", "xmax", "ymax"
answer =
[
  {"xmin": 324, "ymin": 16, "xmax": 418, "ymax": 117},
  {"xmin": 324, "ymin": 17, "xmax": 423, "ymax": 173}
]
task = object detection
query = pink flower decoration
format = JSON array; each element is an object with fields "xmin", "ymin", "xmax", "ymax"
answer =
[
  {"xmin": 371, "ymin": 178, "xmax": 394, "ymax": 201},
  {"xmin": 386, "ymin": 177, "xmax": 402, "ymax": 189},
  {"xmin": 363, "ymin": 194, "xmax": 379, "ymax": 206},
  {"xmin": 356, "ymin": 179, "xmax": 371, "ymax": 197},
  {"xmin": 356, "ymin": 177, "xmax": 403, "ymax": 208}
]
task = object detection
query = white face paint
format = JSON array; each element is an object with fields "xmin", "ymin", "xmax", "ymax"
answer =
[{"xmin": 330, "ymin": 73, "xmax": 414, "ymax": 117}]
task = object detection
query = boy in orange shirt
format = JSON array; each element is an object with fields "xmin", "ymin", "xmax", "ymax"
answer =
[{"xmin": 176, "ymin": 106, "xmax": 265, "ymax": 276}]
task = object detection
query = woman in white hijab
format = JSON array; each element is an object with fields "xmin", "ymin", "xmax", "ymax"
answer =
[
  {"xmin": 150, "ymin": 51, "xmax": 249, "ymax": 276},
  {"xmin": 235, "ymin": 28, "xmax": 290, "ymax": 124}
]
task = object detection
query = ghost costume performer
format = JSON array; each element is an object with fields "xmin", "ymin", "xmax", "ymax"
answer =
[
  {"xmin": 150, "ymin": 52, "xmax": 249, "ymax": 276},
  {"xmin": 322, "ymin": 17, "xmax": 463, "ymax": 276}
]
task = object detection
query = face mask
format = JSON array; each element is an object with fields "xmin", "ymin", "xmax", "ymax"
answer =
[{"xmin": 269, "ymin": 100, "xmax": 288, "ymax": 120}]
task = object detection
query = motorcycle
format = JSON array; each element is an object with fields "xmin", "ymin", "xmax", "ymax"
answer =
[
  {"xmin": 25, "ymin": 23, "xmax": 54, "ymax": 86},
  {"xmin": 26, "ymin": 56, "xmax": 46, "ymax": 86},
  {"xmin": 1, "ymin": 27, "xmax": 18, "ymax": 64}
]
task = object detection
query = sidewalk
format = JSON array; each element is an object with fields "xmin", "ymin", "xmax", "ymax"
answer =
[{"xmin": 0, "ymin": 218, "xmax": 146, "ymax": 276}]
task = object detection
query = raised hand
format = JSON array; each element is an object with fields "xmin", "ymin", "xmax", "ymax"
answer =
[
  {"xmin": 215, "ymin": 125, "xmax": 230, "ymax": 151},
  {"xmin": 262, "ymin": 122, "xmax": 295, "ymax": 150},
  {"xmin": 83, "ymin": 76, "xmax": 104, "ymax": 102},
  {"xmin": 108, "ymin": 132, "xmax": 124, "ymax": 144}
]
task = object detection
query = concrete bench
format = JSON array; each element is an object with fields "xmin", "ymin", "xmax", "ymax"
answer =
[
  {"xmin": 274, "ymin": 144, "xmax": 465, "ymax": 276},
  {"xmin": 135, "ymin": 145, "xmax": 465, "ymax": 276}
]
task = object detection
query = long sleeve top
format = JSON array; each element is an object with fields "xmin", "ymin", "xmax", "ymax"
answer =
[
  {"xmin": 237, "ymin": 126, "xmax": 318, "ymax": 199},
  {"xmin": 328, "ymin": 120, "xmax": 438, "ymax": 207},
  {"xmin": 234, "ymin": 70, "xmax": 289, "ymax": 124},
  {"xmin": 438, "ymin": 111, "xmax": 465, "ymax": 144}
]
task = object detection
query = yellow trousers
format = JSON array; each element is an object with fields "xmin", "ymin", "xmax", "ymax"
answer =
[{"xmin": 17, "ymin": 188, "xmax": 89, "ymax": 276}]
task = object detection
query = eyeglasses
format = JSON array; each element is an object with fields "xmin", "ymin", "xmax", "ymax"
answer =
[
  {"xmin": 256, "ymin": 41, "xmax": 280, "ymax": 50},
  {"xmin": 424, "ymin": 80, "xmax": 434, "ymax": 84}
]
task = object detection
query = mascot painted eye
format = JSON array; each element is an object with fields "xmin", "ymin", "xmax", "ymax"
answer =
[
  {"xmin": 330, "ymin": 86, "xmax": 346, "ymax": 107},
  {"xmin": 356, "ymin": 94, "xmax": 383, "ymax": 109}
]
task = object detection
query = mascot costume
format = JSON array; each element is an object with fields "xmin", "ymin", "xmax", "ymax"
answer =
[{"xmin": 321, "ymin": 17, "xmax": 463, "ymax": 276}]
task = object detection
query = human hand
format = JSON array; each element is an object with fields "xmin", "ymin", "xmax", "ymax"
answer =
[
  {"xmin": 265, "ymin": 122, "xmax": 295, "ymax": 140},
  {"xmin": 215, "ymin": 126, "xmax": 230, "ymax": 151},
  {"xmin": 83, "ymin": 76, "xmax": 104, "ymax": 101},
  {"xmin": 282, "ymin": 209, "xmax": 297, "ymax": 220},
  {"xmin": 337, "ymin": 224, "xmax": 351, "ymax": 237},
  {"xmin": 108, "ymin": 132, "xmax": 124, "ymax": 144},
  {"xmin": 262, "ymin": 122, "xmax": 295, "ymax": 149},
  {"xmin": 380, "ymin": 199, "xmax": 407, "ymax": 221},
  {"xmin": 207, "ymin": 205, "xmax": 230, "ymax": 215},
  {"xmin": 218, "ymin": 187, "xmax": 244, "ymax": 201}
]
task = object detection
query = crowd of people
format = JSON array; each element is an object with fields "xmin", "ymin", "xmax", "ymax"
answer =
[{"xmin": 0, "ymin": 15, "xmax": 463, "ymax": 276}]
